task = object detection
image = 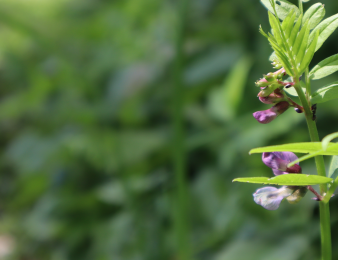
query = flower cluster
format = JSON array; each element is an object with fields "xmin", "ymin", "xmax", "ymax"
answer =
[
  {"xmin": 253, "ymin": 68, "xmax": 303, "ymax": 124},
  {"xmin": 253, "ymin": 152, "xmax": 307, "ymax": 210}
]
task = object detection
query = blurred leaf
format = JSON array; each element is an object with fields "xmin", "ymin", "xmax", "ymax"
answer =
[
  {"xmin": 96, "ymin": 172, "xmax": 167, "ymax": 204},
  {"xmin": 269, "ymin": 51, "xmax": 277, "ymax": 62},
  {"xmin": 214, "ymin": 240, "xmax": 266, "ymax": 260},
  {"xmin": 249, "ymin": 142, "xmax": 338, "ymax": 155},
  {"xmin": 219, "ymin": 112, "xmax": 302, "ymax": 170},
  {"xmin": 302, "ymin": 3, "xmax": 325, "ymax": 30},
  {"xmin": 309, "ymin": 54, "xmax": 338, "ymax": 80},
  {"xmin": 184, "ymin": 46, "xmax": 241, "ymax": 85},
  {"xmin": 233, "ymin": 174, "xmax": 332, "ymax": 185},
  {"xmin": 260, "ymin": 0, "xmax": 300, "ymax": 20},
  {"xmin": 309, "ymin": 13, "xmax": 338, "ymax": 51},
  {"xmin": 207, "ymin": 55, "xmax": 252, "ymax": 121},
  {"xmin": 311, "ymin": 81, "xmax": 338, "ymax": 103},
  {"xmin": 260, "ymin": 236, "xmax": 308, "ymax": 260}
]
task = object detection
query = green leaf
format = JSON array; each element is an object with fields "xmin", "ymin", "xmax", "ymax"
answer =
[
  {"xmin": 292, "ymin": 20, "xmax": 309, "ymax": 57},
  {"xmin": 309, "ymin": 54, "xmax": 338, "ymax": 80},
  {"xmin": 302, "ymin": 3, "xmax": 325, "ymax": 30},
  {"xmin": 233, "ymin": 174, "xmax": 332, "ymax": 186},
  {"xmin": 287, "ymin": 142, "xmax": 338, "ymax": 167},
  {"xmin": 269, "ymin": 51, "xmax": 277, "ymax": 62},
  {"xmin": 268, "ymin": 37, "xmax": 293, "ymax": 75},
  {"xmin": 310, "ymin": 81, "xmax": 338, "ymax": 103},
  {"xmin": 328, "ymin": 155, "xmax": 338, "ymax": 178},
  {"xmin": 274, "ymin": 49, "xmax": 293, "ymax": 75},
  {"xmin": 267, "ymin": 35, "xmax": 293, "ymax": 74},
  {"xmin": 322, "ymin": 132, "xmax": 338, "ymax": 151},
  {"xmin": 287, "ymin": 133, "xmax": 338, "ymax": 167},
  {"xmin": 259, "ymin": 25, "xmax": 269, "ymax": 39},
  {"xmin": 282, "ymin": 10, "xmax": 296, "ymax": 39},
  {"xmin": 283, "ymin": 80, "xmax": 306, "ymax": 96},
  {"xmin": 268, "ymin": 12, "xmax": 284, "ymax": 49},
  {"xmin": 302, "ymin": 0, "xmax": 311, "ymax": 2},
  {"xmin": 309, "ymin": 13, "xmax": 338, "ymax": 51},
  {"xmin": 323, "ymin": 160, "xmax": 338, "ymax": 202},
  {"xmin": 283, "ymin": 86, "xmax": 306, "ymax": 96},
  {"xmin": 295, "ymin": 22, "xmax": 310, "ymax": 70},
  {"xmin": 289, "ymin": 14, "xmax": 303, "ymax": 47},
  {"xmin": 287, "ymin": 152, "xmax": 318, "ymax": 167},
  {"xmin": 249, "ymin": 142, "xmax": 338, "ymax": 155},
  {"xmin": 298, "ymin": 31, "xmax": 318, "ymax": 74},
  {"xmin": 260, "ymin": 0, "xmax": 300, "ymax": 20}
]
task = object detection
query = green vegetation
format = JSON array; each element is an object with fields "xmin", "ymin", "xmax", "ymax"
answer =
[{"xmin": 0, "ymin": 0, "xmax": 337, "ymax": 259}]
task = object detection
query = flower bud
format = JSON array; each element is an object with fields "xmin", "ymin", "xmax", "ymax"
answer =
[
  {"xmin": 273, "ymin": 68, "xmax": 286, "ymax": 79},
  {"xmin": 253, "ymin": 101, "xmax": 289, "ymax": 124},
  {"xmin": 255, "ymin": 78, "xmax": 270, "ymax": 87},
  {"xmin": 258, "ymin": 89, "xmax": 285, "ymax": 104},
  {"xmin": 272, "ymin": 61, "xmax": 282, "ymax": 69},
  {"xmin": 265, "ymin": 72, "xmax": 276, "ymax": 82},
  {"xmin": 257, "ymin": 84, "xmax": 280, "ymax": 97}
]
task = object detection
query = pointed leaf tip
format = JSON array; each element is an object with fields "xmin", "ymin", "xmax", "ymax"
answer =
[{"xmin": 233, "ymin": 174, "xmax": 332, "ymax": 185}]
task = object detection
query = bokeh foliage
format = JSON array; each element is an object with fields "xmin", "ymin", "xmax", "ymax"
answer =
[{"xmin": 0, "ymin": 0, "xmax": 338, "ymax": 259}]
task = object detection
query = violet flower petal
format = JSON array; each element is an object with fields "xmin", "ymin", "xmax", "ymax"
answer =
[
  {"xmin": 262, "ymin": 152, "xmax": 288, "ymax": 170},
  {"xmin": 262, "ymin": 152, "xmax": 301, "ymax": 174},
  {"xmin": 253, "ymin": 109, "xmax": 277, "ymax": 124},
  {"xmin": 253, "ymin": 101, "xmax": 290, "ymax": 124},
  {"xmin": 253, "ymin": 186, "xmax": 294, "ymax": 210}
]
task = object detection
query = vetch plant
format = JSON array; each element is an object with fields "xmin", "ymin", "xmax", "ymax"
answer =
[{"xmin": 232, "ymin": 0, "xmax": 338, "ymax": 259}]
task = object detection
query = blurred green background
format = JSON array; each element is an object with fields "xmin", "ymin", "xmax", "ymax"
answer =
[{"xmin": 0, "ymin": 0, "xmax": 338, "ymax": 259}]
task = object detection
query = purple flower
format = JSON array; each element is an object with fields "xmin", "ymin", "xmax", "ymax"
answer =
[
  {"xmin": 262, "ymin": 152, "xmax": 301, "ymax": 175},
  {"xmin": 253, "ymin": 151, "xmax": 305, "ymax": 210},
  {"xmin": 253, "ymin": 186, "xmax": 295, "ymax": 210},
  {"xmin": 253, "ymin": 101, "xmax": 290, "ymax": 124}
]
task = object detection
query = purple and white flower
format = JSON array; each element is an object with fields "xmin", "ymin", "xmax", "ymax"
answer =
[
  {"xmin": 253, "ymin": 151, "xmax": 306, "ymax": 210},
  {"xmin": 253, "ymin": 186, "xmax": 295, "ymax": 210}
]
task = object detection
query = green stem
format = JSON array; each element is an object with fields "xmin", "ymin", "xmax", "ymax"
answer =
[
  {"xmin": 298, "ymin": 0, "xmax": 303, "ymax": 15},
  {"xmin": 172, "ymin": 0, "xmax": 190, "ymax": 259},
  {"xmin": 294, "ymin": 78, "xmax": 331, "ymax": 260},
  {"xmin": 323, "ymin": 180, "xmax": 337, "ymax": 203},
  {"xmin": 304, "ymin": 67, "xmax": 311, "ymax": 100}
]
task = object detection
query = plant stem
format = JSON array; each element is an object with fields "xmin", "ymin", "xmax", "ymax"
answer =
[
  {"xmin": 323, "ymin": 181, "xmax": 337, "ymax": 203},
  {"xmin": 298, "ymin": 0, "xmax": 303, "ymax": 15},
  {"xmin": 308, "ymin": 185, "xmax": 323, "ymax": 201},
  {"xmin": 172, "ymin": 0, "xmax": 190, "ymax": 259},
  {"xmin": 294, "ymin": 78, "xmax": 332, "ymax": 260}
]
